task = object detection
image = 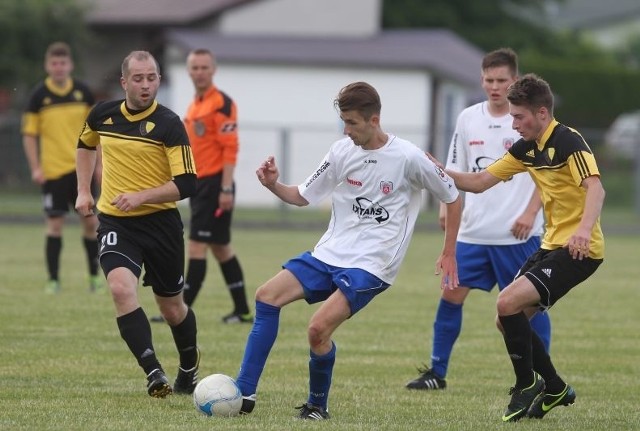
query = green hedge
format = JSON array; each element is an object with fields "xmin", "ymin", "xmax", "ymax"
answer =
[{"xmin": 520, "ymin": 59, "xmax": 640, "ymax": 129}]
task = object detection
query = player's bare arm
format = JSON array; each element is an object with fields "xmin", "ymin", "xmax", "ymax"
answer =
[
  {"xmin": 75, "ymin": 147, "xmax": 97, "ymax": 216},
  {"xmin": 510, "ymin": 188, "xmax": 542, "ymax": 240},
  {"xmin": 435, "ymin": 195, "xmax": 462, "ymax": 290},
  {"xmin": 565, "ymin": 175, "xmax": 605, "ymax": 260},
  {"xmin": 446, "ymin": 169, "xmax": 501, "ymax": 193},
  {"xmin": 219, "ymin": 163, "xmax": 236, "ymax": 212},
  {"xmin": 22, "ymin": 134, "xmax": 44, "ymax": 184},
  {"xmin": 256, "ymin": 156, "xmax": 309, "ymax": 207}
]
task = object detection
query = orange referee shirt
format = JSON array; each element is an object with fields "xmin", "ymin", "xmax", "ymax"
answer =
[{"xmin": 184, "ymin": 85, "xmax": 238, "ymax": 178}]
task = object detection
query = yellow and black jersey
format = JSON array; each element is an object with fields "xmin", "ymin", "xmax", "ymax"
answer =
[
  {"xmin": 78, "ymin": 99, "xmax": 196, "ymax": 217},
  {"xmin": 487, "ymin": 119, "xmax": 604, "ymax": 258},
  {"xmin": 21, "ymin": 77, "xmax": 94, "ymax": 180}
]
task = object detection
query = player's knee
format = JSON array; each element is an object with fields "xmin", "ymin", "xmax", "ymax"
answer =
[
  {"xmin": 496, "ymin": 290, "xmax": 516, "ymax": 315},
  {"xmin": 160, "ymin": 301, "xmax": 188, "ymax": 325},
  {"xmin": 307, "ymin": 322, "xmax": 329, "ymax": 350}
]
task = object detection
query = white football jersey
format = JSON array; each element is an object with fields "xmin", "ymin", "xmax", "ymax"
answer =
[
  {"xmin": 446, "ymin": 101, "xmax": 543, "ymax": 244},
  {"xmin": 299, "ymin": 134, "xmax": 459, "ymax": 284}
]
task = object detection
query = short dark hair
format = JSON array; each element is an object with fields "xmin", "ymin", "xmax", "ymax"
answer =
[
  {"xmin": 187, "ymin": 48, "xmax": 216, "ymax": 65},
  {"xmin": 334, "ymin": 81, "xmax": 381, "ymax": 121},
  {"xmin": 482, "ymin": 47, "xmax": 518, "ymax": 76},
  {"xmin": 121, "ymin": 50, "xmax": 160, "ymax": 77},
  {"xmin": 45, "ymin": 41, "xmax": 71, "ymax": 60},
  {"xmin": 507, "ymin": 73, "xmax": 554, "ymax": 115}
]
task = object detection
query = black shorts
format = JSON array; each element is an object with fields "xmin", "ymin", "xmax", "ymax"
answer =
[
  {"xmin": 519, "ymin": 247, "xmax": 603, "ymax": 309},
  {"xmin": 189, "ymin": 174, "xmax": 233, "ymax": 244},
  {"xmin": 97, "ymin": 209, "xmax": 185, "ymax": 297},
  {"xmin": 42, "ymin": 171, "xmax": 99, "ymax": 218}
]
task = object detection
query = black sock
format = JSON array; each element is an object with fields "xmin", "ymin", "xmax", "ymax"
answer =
[
  {"xmin": 531, "ymin": 332, "xmax": 565, "ymax": 393},
  {"xmin": 45, "ymin": 236, "xmax": 62, "ymax": 281},
  {"xmin": 499, "ymin": 312, "xmax": 534, "ymax": 388},
  {"xmin": 83, "ymin": 237, "xmax": 99, "ymax": 276},
  {"xmin": 183, "ymin": 259, "xmax": 206, "ymax": 307},
  {"xmin": 169, "ymin": 308, "xmax": 198, "ymax": 369},
  {"xmin": 220, "ymin": 256, "xmax": 249, "ymax": 314},
  {"xmin": 116, "ymin": 307, "xmax": 161, "ymax": 375}
]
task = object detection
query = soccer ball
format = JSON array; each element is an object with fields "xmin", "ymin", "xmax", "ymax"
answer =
[{"xmin": 193, "ymin": 373, "xmax": 243, "ymax": 417}]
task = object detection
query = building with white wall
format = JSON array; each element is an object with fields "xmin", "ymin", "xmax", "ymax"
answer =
[
  {"xmin": 82, "ymin": 0, "xmax": 484, "ymax": 208},
  {"xmin": 166, "ymin": 29, "xmax": 483, "ymax": 207}
]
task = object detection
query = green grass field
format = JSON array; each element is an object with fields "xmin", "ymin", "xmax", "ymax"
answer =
[{"xmin": 1, "ymin": 221, "xmax": 639, "ymax": 431}]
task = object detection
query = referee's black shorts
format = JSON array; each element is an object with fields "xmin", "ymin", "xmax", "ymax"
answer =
[
  {"xmin": 519, "ymin": 247, "xmax": 603, "ymax": 309},
  {"xmin": 189, "ymin": 173, "xmax": 233, "ymax": 244},
  {"xmin": 97, "ymin": 209, "xmax": 185, "ymax": 297}
]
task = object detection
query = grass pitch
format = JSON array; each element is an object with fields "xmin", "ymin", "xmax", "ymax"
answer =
[{"xmin": 0, "ymin": 221, "xmax": 638, "ymax": 431}]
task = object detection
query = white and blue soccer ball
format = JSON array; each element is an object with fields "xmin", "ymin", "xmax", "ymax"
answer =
[{"xmin": 193, "ymin": 373, "xmax": 243, "ymax": 417}]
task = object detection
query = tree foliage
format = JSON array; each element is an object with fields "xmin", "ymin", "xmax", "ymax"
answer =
[
  {"xmin": 381, "ymin": 0, "xmax": 610, "ymax": 62},
  {"xmin": 0, "ymin": 0, "xmax": 89, "ymax": 92}
]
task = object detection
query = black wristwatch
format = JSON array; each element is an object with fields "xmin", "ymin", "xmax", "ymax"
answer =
[{"xmin": 221, "ymin": 186, "xmax": 234, "ymax": 194}]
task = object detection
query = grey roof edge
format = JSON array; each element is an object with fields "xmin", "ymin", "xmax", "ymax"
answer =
[
  {"xmin": 85, "ymin": 0, "xmax": 261, "ymax": 26},
  {"xmin": 167, "ymin": 29, "xmax": 484, "ymax": 87}
]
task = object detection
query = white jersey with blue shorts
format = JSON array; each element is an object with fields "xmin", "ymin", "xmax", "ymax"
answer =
[{"xmin": 299, "ymin": 133, "xmax": 459, "ymax": 285}]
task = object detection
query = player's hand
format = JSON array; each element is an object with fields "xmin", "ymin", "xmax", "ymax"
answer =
[
  {"xmin": 256, "ymin": 156, "xmax": 279, "ymax": 187},
  {"xmin": 111, "ymin": 193, "xmax": 142, "ymax": 212},
  {"xmin": 75, "ymin": 192, "xmax": 96, "ymax": 217},
  {"xmin": 510, "ymin": 212, "xmax": 535, "ymax": 240},
  {"xmin": 435, "ymin": 253, "xmax": 459, "ymax": 290},
  {"xmin": 31, "ymin": 167, "xmax": 45, "ymax": 185},
  {"xmin": 425, "ymin": 152, "xmax": 445, "ymax": 170},
  {"xmin": 564, "ymin": 228, "xmax": 591, "ymax": 260},
  {"xmin": 218, "ymin": 191, "xmax": 233, "ymax": 212}
]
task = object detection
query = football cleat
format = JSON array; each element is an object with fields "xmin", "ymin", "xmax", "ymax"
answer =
[
  {"xmin": 146, "ymin": 368, "xmax": 172, "ymax": 398},
  {"xmin": 502, "ymin": 372, "xmax": 545, "ymax": 422},
  {"xmin": 295, "ymin": 403, "xmax": 330, "ymax": 420},
  {"xmin": 405, "ymin": 365, "xmax": 447, "ymax": 390},
  {"xmin": 173, "ymin": 348, "xmax": 200, "ymax": 395},
  {"xmin": 44, "ymin": 280, "xmax": 60, "ymax": 294},
  {"xmin": 528, "ymin": 384, "xmax": 576, "ymax": 418},
  {"xmin": 239, "ymin": 394, "xmax": 257, "ymax": 415},
  {"xmin": 89, "ymin": 275, "xmax": 105, "ymax": 293},
  {"xmin": 222, "ymin": 312, "xmax": 254, "ymax": 324}
]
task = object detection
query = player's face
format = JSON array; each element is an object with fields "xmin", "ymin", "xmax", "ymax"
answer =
[
  {"xmin": 121, "ymin": 57, "xmax": 160, "ymax": 110},
  {"xmin": 510, "ymin": 104, "xmax": 546, "ymax": 141},
  {"xmin": 187, "ymin": 53, "xmax": 215, "ymax": 94},
  {"xmin": 45, "ymin": 56, "xmax": 73, "ymax": 86},
  {"xmin": 481, "ymin": 65, "xmax": 516, "ymax": 111},
  {"xmin": 340, "ymin": 110, "xmax": 377, "ymax": 149}
]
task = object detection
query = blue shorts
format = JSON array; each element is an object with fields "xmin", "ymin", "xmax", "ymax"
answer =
[
  {"xmin": 456, "ymin": 236, "xmax": 540, "ymax": 291},
  {"xmin": 283, "ymin": 251, "xmax": 390, "ymax": 316}
]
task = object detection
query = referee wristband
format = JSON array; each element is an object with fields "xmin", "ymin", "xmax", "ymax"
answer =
[{"xmin": 220, "ymin": 186, "xmax": 234, "ymax": 194}]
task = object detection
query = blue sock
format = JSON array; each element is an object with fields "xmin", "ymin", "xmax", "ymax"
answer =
[
  {"xmin": 236, "ymin": 301, "xmax": 280, "ymax": 396},
  {"xmin": 530, "ymin": 311, "xmax": 552, "ymax": 353},
  {"xmin": 431, "ymin": 299, "xmax": 462, "ymax": 379},
  {"xmin": 307, "ymin": 341, "xmax": 336, "ymax": 410}
]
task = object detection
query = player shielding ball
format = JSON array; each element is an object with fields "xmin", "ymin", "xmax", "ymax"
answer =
[{"xmin": 234, "ymin": 81, "xmax": 462, "ymax": 419}]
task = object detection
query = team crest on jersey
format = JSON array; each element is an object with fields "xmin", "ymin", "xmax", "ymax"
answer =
[
  {"xmin": 503, "ymin": 138, "xmax": 514, "ymax": 150},
  {"xmin": 220, "ymin": 121, "xmax": 237, "ymax": 134},
  {"xmin": 544, "ymin": 148, "xmax": 555, "ymax": 164},
  {"xmin": 139, "ymin": 121, "xmax": 155, "ymax": 136},
  {"xmin": 43, "ymin": 97, "xmax": 52, "ymax": 106},
  {"xmin": 73, "ymin": 90, "xmax": 83, "ymax": 101},
  {"xmin": 194, "ymin": 120, "xmax": 205, "ymax": 137},
  {"xmin": 434, "ymin": 165, "xmax": 450, "ymax": 182},
  {"xmin": 380, "ymin": 181, "xmax": 393, "ymax": 194}
]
